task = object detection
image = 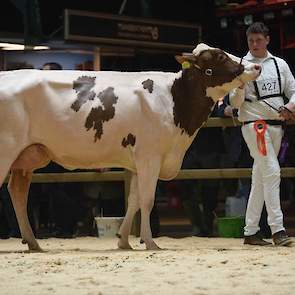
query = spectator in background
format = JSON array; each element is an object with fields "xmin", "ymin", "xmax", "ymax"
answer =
[
  {"xmin": 6, "ymin": 62, "xmax": 34, "ymax": 70},
  {"xmin": 230, "ymin": 22, "xmax": 295, "ymax": 246},
  {"xmin": 42, "ymin": 62, "xmax": 62, "ymax": 70},
  {"xmin": 180, "ymin": 105, "xmax": 225, "ymax": 237}
]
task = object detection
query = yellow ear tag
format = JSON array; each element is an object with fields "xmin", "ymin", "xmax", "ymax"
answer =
[{"xmin": 182, "ymin": 61, "xmax": 191, "ymax": 69}]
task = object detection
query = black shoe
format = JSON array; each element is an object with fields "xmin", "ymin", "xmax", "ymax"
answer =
[
  {"xmin": 244, "ymin": 233, "xmax": 272, "ymax": 246},
  {"xmin": 272, "ymin": 230, "xmax": 292, "ymax": 246}
]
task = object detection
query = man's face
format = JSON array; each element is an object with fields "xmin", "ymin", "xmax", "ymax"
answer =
[{"xmin": 247, "ymin": 33, "xmax": 270, "ymax": 58}]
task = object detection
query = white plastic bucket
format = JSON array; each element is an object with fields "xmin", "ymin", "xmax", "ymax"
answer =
[{"xmin": 94, "ymin": 217, "xmax": 124, "ymax": 238}]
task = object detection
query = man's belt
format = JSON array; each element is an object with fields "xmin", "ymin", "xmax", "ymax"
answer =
[
  {"xmin": 243, "ymin": 120, "xmax": 284, "ymax": 126},
  {"xmin": 245, "ymin": 95, "xmax": 283, "ymax": 102}
]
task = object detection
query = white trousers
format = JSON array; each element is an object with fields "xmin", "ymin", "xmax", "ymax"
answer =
[{"xmin": 242, "ymin": 123, "xmax": 285, "ymax": 236}]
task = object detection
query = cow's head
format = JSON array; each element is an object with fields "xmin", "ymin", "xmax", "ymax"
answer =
[{"xmin": 176, "ymin": 43, "xmax": 261, "ymax": 101}]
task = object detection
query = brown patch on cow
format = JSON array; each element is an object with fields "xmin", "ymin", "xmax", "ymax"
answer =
[
  {"xmin": 171, "ymin": 69, "xmax": 214, "ymax": 136},
  {"xmin": 142, "ymin": 79, "xmax": 154, "ymax": 93},
  {"xmin": 172, "ymin": 49, "xmax": 244, "ymax": 136},
  {"xmin": 85, "ymin": 87, "xmax": 118, "ymax": 141},
  {"xmin": 194, "ymin": 49, "xmax": 244, "ymax": 87},
  {"xmin": 71, "ymin": 76, "xmax": 96, "ymax": 112},
  {"xmin": 122, "ymin": 133, "xmax": 136, "ymax": 147}
]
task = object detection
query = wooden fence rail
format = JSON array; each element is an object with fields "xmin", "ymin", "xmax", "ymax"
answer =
[{"xmin": 4, "ymin": 167, "xmax": 295, "ymax": 185}]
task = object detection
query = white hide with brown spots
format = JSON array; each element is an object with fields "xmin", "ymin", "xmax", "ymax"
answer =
[{"xmin": 0, "ymin": 44, "xmax": 261, "ymax": 251}]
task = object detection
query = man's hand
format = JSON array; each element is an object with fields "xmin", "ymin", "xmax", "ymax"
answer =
[
  {"xmin": 279, "ymin": 101, "xmax": 295, "ymax": 121},
  {"xmin": 224, "ymin": 105, "xmax": 233, "ymax": 117}
]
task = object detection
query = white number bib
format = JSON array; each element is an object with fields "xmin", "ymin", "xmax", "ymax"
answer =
[{"xmin": 256, "ymin": 78, "xmax": 280, "ymax": 96}]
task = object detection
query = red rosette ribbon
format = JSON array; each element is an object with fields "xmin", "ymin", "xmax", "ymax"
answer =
[{"xmin": 254, "ymin": 120, "xmax": 267, "ymax": 156}]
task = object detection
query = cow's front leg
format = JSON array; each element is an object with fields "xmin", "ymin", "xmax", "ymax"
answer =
[
  {"xmin": 118, "ymin": 173, "xmax": 139, "ymax": 249},
  {"xmin": 8, "ymin": 169, "xmax": 42, "ymax": 252},
  {"xmin": 137, "ymin": 156, "xmax": 161, "ymax": 250}
]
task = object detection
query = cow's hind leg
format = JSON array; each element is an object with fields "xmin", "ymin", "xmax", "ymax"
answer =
[
  {"xmin": 8, "ymin": 170, "xmax": 41, "ymax": 251},
  {"xmin": 136, "ymin": 156, "xmax": 161, "ymax": 250},
  {"xmin": 118, "ymin": 173, "xmax": 139, "ymax": 249},
  {"xmin": 8, "ymin": 144, "xmax": 50, "ymax": 252}
]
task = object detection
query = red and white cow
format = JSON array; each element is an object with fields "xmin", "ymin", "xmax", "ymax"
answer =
[{"xmin": 0, "ymin": 43, "xmax": 260, "ymax": 251}]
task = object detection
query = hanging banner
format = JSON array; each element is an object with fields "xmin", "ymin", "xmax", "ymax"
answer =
[{"xmin": 64, "ymin": 9, "xmax": 201, "ymax": 51}]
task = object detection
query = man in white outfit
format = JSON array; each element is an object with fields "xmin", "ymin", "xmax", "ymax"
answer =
[{"xmin": 230, "ymin": 22, "xmax": 295, "ymax": 246}]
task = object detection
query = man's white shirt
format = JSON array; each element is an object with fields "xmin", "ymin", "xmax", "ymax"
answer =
[{"xmin": 229, "ymin": 51, "xmax": 295, "ymax": 122}]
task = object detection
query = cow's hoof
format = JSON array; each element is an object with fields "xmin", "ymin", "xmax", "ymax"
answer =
[
  {"xmin": 118, "ymin": 240, "xmax": 133, "ymax": 250},
  {"xmin": 24, "ymin": 246, "xmax": 44, "ymax": 253},
  {"xmin": 145, "ymin": 240, "xmax": 161, "ymax": 250},
  {"xmin": 27, "ymin": 247, "xmax": 44, "ymax": 253},
  {"xmin": 28, "ymin": 244, "xmax": 44, "ymax": 252}
]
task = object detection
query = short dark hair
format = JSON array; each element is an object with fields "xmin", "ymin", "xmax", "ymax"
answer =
[
  {"xmin": 42, "ymin": 62, "xmax": 62, "ymax": 70},
  {"xmin": 246, "ymin": 22, "xmax": 269, "ymax": 37}
]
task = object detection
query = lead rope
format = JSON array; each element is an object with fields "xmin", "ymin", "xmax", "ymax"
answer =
[
  {"xmin": 231, "ymin": 56, "xmax": 242, "ymax": 127},
  {"xmin": 231, "ymin": 112, "xmax": 237, "ymax": 127},
  {"xmin": 262, "ymin": 99, "xmax": 292, "ymax": 114}
]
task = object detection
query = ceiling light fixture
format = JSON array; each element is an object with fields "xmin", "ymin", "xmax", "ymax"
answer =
[{"xmin": 0, "ymin": 42, "xmax": 50, "ymax": 51}]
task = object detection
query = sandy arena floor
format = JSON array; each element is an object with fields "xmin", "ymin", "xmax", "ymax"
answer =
[{"xmin": 0, "ymin": 236, "xmax": 294, "ymax": 295}]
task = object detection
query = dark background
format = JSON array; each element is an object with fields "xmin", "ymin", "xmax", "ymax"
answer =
[
  {"xmin": 0, "ymin": 1, "xmax": 294, "ymax": 70},
  {"xmin": 0, "ymin": 0, "xmax": 216, "ymax": 43}
]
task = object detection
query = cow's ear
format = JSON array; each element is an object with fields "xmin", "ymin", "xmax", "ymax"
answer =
[
  {"xmin": 175, "ymin": 55, "xmax": 185, "ymax": 64},
  {"xmin": 175, "ymin": 55, "xmax": 195, "ymax": 65}
]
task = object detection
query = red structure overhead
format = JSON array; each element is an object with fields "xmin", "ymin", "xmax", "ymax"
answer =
[{"xmin": 215, "ymin": 0, "xmax": 295, "ymax": 53}]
